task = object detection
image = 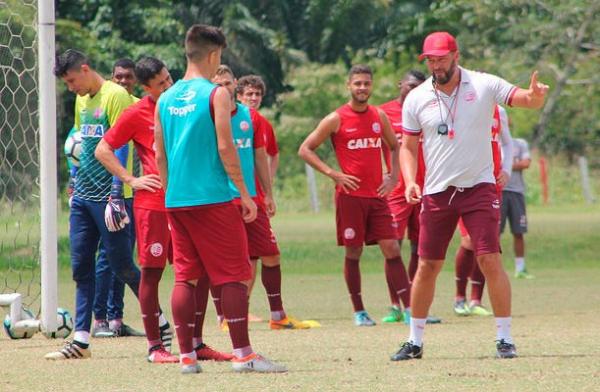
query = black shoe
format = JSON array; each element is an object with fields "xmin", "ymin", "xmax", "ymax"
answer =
[
  {"xmin": 496, "ymin": 339, "xmax": 517, "ymax": 359},
  {"xmin": 391, "ymin": 341, "xmax": 423, "ymax": 361},
  {"xmin": 112, "ymin": 323, "xmax": 146, "ymax": 337}
]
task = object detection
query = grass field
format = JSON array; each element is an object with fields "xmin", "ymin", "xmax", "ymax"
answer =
[{"xmin": 1, "ymin": 205, "xmax": 600, "ymax": 391}]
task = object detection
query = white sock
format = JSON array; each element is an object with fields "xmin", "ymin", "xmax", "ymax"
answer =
[
  {"xmin": 495, "ymin": 317, "xmax": 513, "ymax": 344},
  {"xmin": 74, "ymin": 330, "xmax": 90, "ymax": 344},
  {"xmin": 408, "ymin": 317, "xmax": 426, "ymax": 347},
  {"xmin": 515, "ymin": 257, "xmax": 525, "ymax": 272},
  {"xmin": 158, "ymin": 313, "xmax": 168, "ymax": 327}
]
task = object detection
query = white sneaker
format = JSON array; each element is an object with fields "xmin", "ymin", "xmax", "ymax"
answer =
[
  {"xmin": 180, "ymin": 357, "xmax": 201, "ymax": 374},
  {"xmin": 231, "ymin": 353, "xmax": 287, "ymax": 373}
]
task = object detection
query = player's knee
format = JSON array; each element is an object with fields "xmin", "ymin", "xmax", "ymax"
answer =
[
  {"xmin": 261, "ymin": 255, "xmax": 280, "ymax": 267},
  {"xmin": 417, "ymin": 259, "xmax": 442, "ymax": 277},
  {"xmin": 477, "ymin": 253, "xmax": 503, "ymax": 275},
  {"xmin": 345, "ymin": 246, "xmax": 363, "ymax": 259}
]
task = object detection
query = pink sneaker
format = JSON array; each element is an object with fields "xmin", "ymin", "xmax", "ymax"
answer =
[
  {"xmin": 195, "ymin": 343, "xmax": 235, "ymax": 362},
  {"xmin": 147, "ymin": 346, "xmax": 179, "ymax": 363}
]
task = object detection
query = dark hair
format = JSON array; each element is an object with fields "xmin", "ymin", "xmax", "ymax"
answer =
[
  {"xmin": 216, "ymin": 64, "xmax": 235, "ymax": 78},
  {"xmin": 236, "ymin": 75, "xmax": 266, "ymax": 96},
  {"xmin": 54, "ymin": 49, "xmax": 89, "ymax": 77},
  {"xmin": 406, "ymin": 69, "xmax": 426, "ymax": 82},
  {"xmin": 113, "ymin": 58, "xmax": 135, "ymax": 72},
  {"xmin": 185, "ymin": 24, "xmax": 227, "ymax": 62},
  {"xmin": 348, "ymin": 64, "xmax": 372, "ymax": 80},
  {"xmin": 134, "ymin": 57, "xmax": 166, "ymax": 86}
]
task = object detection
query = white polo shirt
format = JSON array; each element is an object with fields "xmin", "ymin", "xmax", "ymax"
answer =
[{"xmin": 402, "ymin": 67, "xmax": 517, "ymax": 195}]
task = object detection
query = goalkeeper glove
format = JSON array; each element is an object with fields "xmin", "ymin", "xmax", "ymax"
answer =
[{"xmin": 104, "ymin": 184, "xmax": 130, "ymax": 232}]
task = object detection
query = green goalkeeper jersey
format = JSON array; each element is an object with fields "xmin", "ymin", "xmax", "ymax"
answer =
[{"xmin": 73, "ymin": 80, "xmax": 133, "ymax": 202}]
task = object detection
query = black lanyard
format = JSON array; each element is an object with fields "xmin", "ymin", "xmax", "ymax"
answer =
[{"xmin": 433, "ymin": 70, "xmax": 461, "ymax": 136}]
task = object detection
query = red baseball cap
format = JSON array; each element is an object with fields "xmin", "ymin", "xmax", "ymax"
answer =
[{"xmin": 418, "ymin": 32, "xmax": 458, "ymax": 61}]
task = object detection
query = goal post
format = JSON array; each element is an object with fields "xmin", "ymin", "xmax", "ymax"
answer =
[{"xmin": 38, "ymin": 0, "xmax": 57, "ymax": 334}]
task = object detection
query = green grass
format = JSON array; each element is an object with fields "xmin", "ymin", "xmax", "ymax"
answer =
[{"xmin": 1, "ymin": 205, "xmax": 600, "ymax": 390}]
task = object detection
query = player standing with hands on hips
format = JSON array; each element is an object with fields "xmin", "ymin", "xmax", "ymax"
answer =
[{"xmin": 392, "ymin": 32, "xmax": 548, "ymax": 361}]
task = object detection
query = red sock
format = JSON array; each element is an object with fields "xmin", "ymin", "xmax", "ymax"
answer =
[
  {"xmin": 193, "ymin": 276, "xmax": 210, "ymax": 345},
  {"xmin": 455, "ymin": 246, "xmax": 474, "ymax": 299},
  {"xmin": 139, "ymin": 267, "xmax": 163, "ymax": 345},
  {"xmin": 408, "ymin": 250, "xmax": 419, "ymax": 282},
  {"xmin": 171, "ymin": 281, "xmax": 196, "ymax": 354},
  {"xmin": 220, "ymin": 282, "xmax": 251, "ymax": 350},
  {"xmin": 385, "ymin": 274, "xmax": 398, "ymax": 306},
  {"xmin": 385, "ymin": 257, "xmax": 411, "ymax": 308},
  {"xmin": 261, "ymin": 264, "xmax": 284, "ymax": 313},
  {"xmin": 470, "ymin": 261, "xmax": 486, "ymax": 303},
  {"xmin": 344, "ymin": 258, "xmax": 364, "ymax": 312},
  {"xmin": 209, "ymin": 284, "xmax": 223, "ymax": 321}
]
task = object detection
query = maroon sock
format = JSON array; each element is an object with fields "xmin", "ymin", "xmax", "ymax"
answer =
[
  {"xmin": 139, "ymin": 267, "xmax": 163, "ymax": 344},
  {"xmin": 209, "ymin": 284, "xmax": 223, "ymax": 320},
  {"xmin": 455, "ymin": 246, "xmax": 474, "ymax": 299},
  {"xmin": 194, "ymin": 276, "xmax": 210, "ymax": 343},
  {"xmin": 220, "ymin": 282, "xmax": 251, "ymax": 350},
  {"xmin": 385, "ymin": 272, "xmax": 399, "ymax": 306},
  {"xmin": 171, "ymin": 281, "xmax": 196, "ymax": 354},
  {"xmin": 408, "ymin": 251, "xmax": 419, "ymax": 282},
  {"xmin": 261, "ymin": 264, "xmax": 284, "ymax": 313},
  {"xmin": 385, "ymin": 257, "xmax": 411, "ymax": 308},
  {"xmin": 344, "ymin": 257, "xmax": 364, "ymax": 312},
  {"xmin": 470, "ymin": 262, "xmax": 486, "ymax": 303}
]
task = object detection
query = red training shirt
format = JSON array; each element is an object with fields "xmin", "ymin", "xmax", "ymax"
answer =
[
  {"xmin": 331, "ymin": 104, "xmax": 385, "ymax": 198},
  {"xmin": 103, "ymin": 95, "xmax": 165, "ymax": 211}
]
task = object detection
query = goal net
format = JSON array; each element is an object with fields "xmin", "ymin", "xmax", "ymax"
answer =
[{"xmin": 0, "ymin": 1, "xmax": 41, "ymax": 326}]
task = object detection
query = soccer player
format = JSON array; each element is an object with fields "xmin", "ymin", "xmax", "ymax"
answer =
[
  {"xmin": 46, "ymin": 49, "xmax": 142, "ymax": 360},
  {"xmin": 212, "ymin": 65, "xmax": 308, "ymax": 330},
  {"xmin": 453, "ymin": 105, "xmax": 514, "ymax": 317},
  {"xmin": 92, "ymin": 57, "xmax": 144, "ymax": 338},
  {"xmin": 155, "ymin": 24, "xmax": 286, "ymax": 373},
  {"xmin": 95, "ymin": 56, "xmax": 185, "ymax": 363},
  {"xmin": 379, "ymin": 70, "xmax": 426, "ymax": 324},
  {"xmin": 235, "ymin": 74, "xmax": 279, "ymax": 322},
  {"xmin": 299, "ymin": 64, "xmax": 406, "ymax": 327},
  {"xmin": 501, "ymin": 137, "xmax": 533, "ymax": 278},
  {"xmin": 392, "ymin": 31, "xmax": 548, "ymax": 361}
]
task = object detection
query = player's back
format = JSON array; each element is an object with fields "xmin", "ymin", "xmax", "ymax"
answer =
[{"xmin": 158, "ymin": 78, "xmax": 232, "ymax": 208}]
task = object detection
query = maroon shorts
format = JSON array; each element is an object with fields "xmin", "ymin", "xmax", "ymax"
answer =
[
  {"xmin": 419, "ymin": 183, "xmax": 500, "ymax": 259},
  {"xmin": 167, "ymin": 202, "xmax": 252, "ymax": 285},
  {"xmin": 457, "ymin": 191, "xmax": 503, "ymax": 237},
  {"xmin": 239, "ymin": 205, "xmax": 280, "ymax": 259},
  {"xmin": 388, "ymin": 195, "xmax": 421, "ymax": 242},
  {"xmin": 134, "ymin": 207, "xmax": 172, "ymax": 268},
  {"xmin": 336, "ymin": 193, "xmax": 397, "ymax": 247}
]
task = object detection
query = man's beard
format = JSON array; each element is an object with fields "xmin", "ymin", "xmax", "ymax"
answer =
[
  {"xmin": 432, "ymin": 60, "xmax": 457, "ymax": 85},
  {"xmin": 351, "ymin": 91, "xmax": 370, "ymax": 104}
]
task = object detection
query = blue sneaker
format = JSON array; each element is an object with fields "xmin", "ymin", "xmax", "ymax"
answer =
[{"xmin": 354, "ymin": 311, "xmax": 376, "ymax": 326}]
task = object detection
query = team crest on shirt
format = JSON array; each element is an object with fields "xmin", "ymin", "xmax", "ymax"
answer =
[
  {"xmin": 269, "ymin": 229, "xmax": 277, "ymax": 244},
  {"xmin": 344, "ymin": 228, "xmax": 356, "ymax": 240},
  {"xmin": 240, "ymin": 121, "xmax": 250, "ymax": 132},
  {"xmin": 492, "ymin": 199, "xmax": 500, "ymax": 209},
  {"xmin": 150, "ymin": 242, "xmax": 164, "ymax": 257},
  {"xmin": 372, "ymin": 122, "xmax": 381, "ymax": 134},
  {"xmin": 464, "ymin": 91, "xmax": 477, "ymax": 102}
]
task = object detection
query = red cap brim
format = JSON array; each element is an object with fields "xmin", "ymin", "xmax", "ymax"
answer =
[{"xmin": 418, "ymin": 49, "xmax": 451, "ymax": 61}]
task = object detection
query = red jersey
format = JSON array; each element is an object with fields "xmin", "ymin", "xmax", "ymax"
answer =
[
  {"xmin": 379, "ymin": 99, "xmax": 426, "ymax": 200},
  {"xmin": 251, "ymin": 109, "xmax": 278, "ymax": 157},
  {"xmin": 491, "ymin": 105, "xmax": 501, "ymax": 179},
  {"xmin": 332, "ymin": 104, "xmax": 384, "ymax": 198},
  {"xmin": 104, "ymin": 95, "xmax": 165, "ymax": 211}
]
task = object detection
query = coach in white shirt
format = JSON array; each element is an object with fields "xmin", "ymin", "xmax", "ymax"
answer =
[{"xmin": 391, "ymin": 31, "xmax": 548, "ymax": 361}]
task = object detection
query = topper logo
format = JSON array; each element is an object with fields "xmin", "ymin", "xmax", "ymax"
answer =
[
  {"xmin": 168, "ymin": 104, "xmax": 196, "ymax": 116},
  {"xmin": 347, "ymin": 137, "xmax": 381, "ymax": 150},
  {"xmin": 464, "ymin": 91, "xmax": 477, "ymax": 102},
  {"xmin": 176, "ymin": 90, "xmax": 196, "ymax": 102}
]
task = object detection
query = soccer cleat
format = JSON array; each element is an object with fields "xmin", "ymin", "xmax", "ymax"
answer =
[
  {"xmin": 92, "ymin": 320, "xmax": 115, "ymax": 338},
  {"xmin": 390, "ymin": 341, "xmax": 423, "ymax": 361},
  {"xmin": 112, "ymin": 323, "xmax": 146, "ymax": 337},
  {"xmin": 381, "ymin": 306, "xmax": 403, "ymax": 323},
  {"xmin": 426, "ymin": 315, "xmax": 442, "ymax": 324},
  {"xmin": 195, "ymin": 343, "xmax": 235, "ymax": 361},
  {"xmin": 45, "ymin": 341, "xmax": 91, "ymax": 360},
  {"xmin": 269, "ymin": 316, "xmax": 310, "ymax": 330},
  {"xmin": 469, "ymin": 304, "xmax": 493, "ymax": 316},
  {"xmin": 160, "ymin": 322, "xmax": 174, "ymax": 352},
  {"xmin": 231, "ymin": 353, "xmax": 288, "ymax": 373},
  {"xmin": 454, "ymin": 299, "xmax": 471, "ymax": 316},
  {"xmin": 515, "ymin": 269, "xmax": 535, "ymax": 279},
  {"xmin": 354, "ymin": 310, "xmax": 376, "ymax": 326},
  {"xmin": 180, "ymin": 356, "xmax": 202, "ymax": 374},
  {"xmin": 496, "ymin": 339, "xmax": 518, "ymax": 359},
  {"xmin": 148, "ymin": 345, "xmax": 179, "ymax": 363}
]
